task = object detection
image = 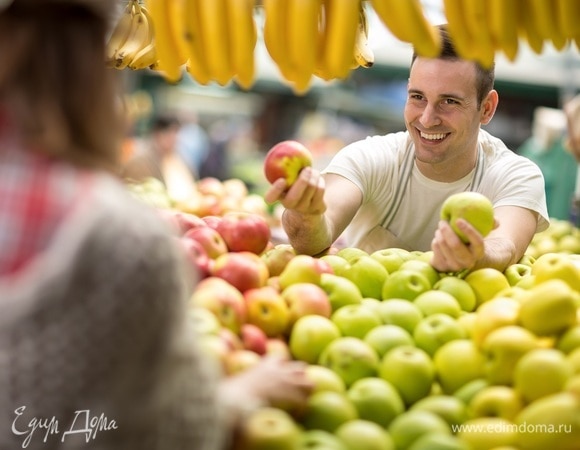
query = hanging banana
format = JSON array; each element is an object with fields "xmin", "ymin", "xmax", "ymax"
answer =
[
  {"xmin": 263, "ymin": 0, "xmax": 296, "ymax": 83},
  {"xmin": 370, "ymin": 0, "xmax": 441, "ymax": 58},
  {"xmin": 114, "ymin": 2, "xmax": 153, "ymax": 70},
  {"xmin": 353, "ymin": 4, "xmax": 374, "ymax": 69},
  {"xmin": 106, "ymin": 0, "xmax": 139, "ymax": 66},
  {"xmin": 183, "ymin": 0, "xmax": 212, "ymax": 85},
  {"xmin": 487, "ymin": 0, "xmax": 520, "ymax": 62},
  {"xmin": 462, "ymin": 0, "xmax": 495, "ymax": 68},
  {"xmin": 226, "ymin": 0, "xmax": 258, "ymax": 90}
]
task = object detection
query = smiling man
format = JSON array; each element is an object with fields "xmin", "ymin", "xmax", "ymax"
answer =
[{"xmin": 265, "ymin": 25, "xmax": 549, "ymax": 273}]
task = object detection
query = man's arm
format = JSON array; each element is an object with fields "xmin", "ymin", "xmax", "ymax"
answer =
[
  {"xmin": 264, "ymin": 169, "xmax": 362, "ymax": 255},
  {"xmin": 431, "ymin": 205, "xmax": 539, "ymax": 272}
]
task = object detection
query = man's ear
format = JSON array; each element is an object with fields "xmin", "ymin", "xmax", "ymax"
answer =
[{"xmin": 481, "ymin": 89, "xmax": 499, "ymax": 125}]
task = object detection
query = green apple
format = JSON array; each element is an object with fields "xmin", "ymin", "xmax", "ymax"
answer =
[
  {"xmin": 238, "ymin": 407, "xmax": 302, "ymax": 450},
  {"xmin": 319, "ymin": 273, "xmax": 363, "ymax": 312},
  {"xmin": 504, "ymin": 263, "xmax": 533, "ymax": 287},
  {"xmin": 376, "ymin": 299, "xmax": 424, "ymax": 334},
  {"xmin": 305, "ymin": 364, "xmax": 346, "ymax": 394},
  {"xmin": 341, "ymin": 255, "xmax": 389, "ymax": 299},
  {"xmin": 361, "ymin": 297, "xmax": 383, "ymax": 316},
  {"xmin": 297, "ymin": 430, "xmax": 348, "ymax": 450},
  {"xmin": 399, "ymin": 259, "xmax": 441, "ymax": 288},
  {"xmin": 464, "ymin": 267, "xmax": 511, "ymax": 307},
  {"xmin": 370, "ymin": 247, "xmax": 412, "ymax": 274},
  {"xmin": 480, "ymin": 325, "xmax": 540, "ymax": 386},
  {"xmin": 379, "ymin": 345, "xmax": 435, "ymax": 406},
  {"xmin": 407, "ymin": 433, "xmax": 471, "ymax": 450},
  {"xmin": 453, "ymin": 378, "xmax": 489, "ymax": 405},
  {"xmin": 382, "ymin": 269, "xmax": 431, "ymax": 301},
  {"xmin": 412, "ymin": 290, "xmax": 462, "ymax": 318},
  {"xmin": 335, "ymin": 420, "xmax": 395, "ymax": 450},
  {"xmin": 456, "ymin": 312, "xmax": 477, "ymax": 339},
  {"xmin": 514, "ymin": 392, "xmax": 580, "ymax": 450},
  {"xmin": 410, "ymin": 395, "xmax": 469, "ymax": 429},
  {"xmin": 413, "ymin": 313, "xmax": 466, "ymax": 357},
  {"xmin": 513, "ymin": 348, "xmax": 574, "ymax": 403},
  {"xmin": 434, "ymin": 339, "xmax": 486, "ymax": 395},
  {"xmin": 300, "ymin": 390, "xmax": 358, "ymax": 433},
  {"xmin": 519, "ymin": 279, "xmax": 577, "ymax": 336},
  {"xmin": 440, "ymin": 191, "xmax": 494, "ymax": 243},
  {"xmin": 336, "ymin": 247, "xmax": 369, "ymax": 262},
  {"xmin": 471, "ymin": 297, "xmax": 521, "ymax": 347},
  {"xmin": 347, "ymin": 377, "xmax": 405, "ymax": 429},
  {"xmin": 320, "ymin": 254, "xmax": 349, "ymax": 275},
  {"xmin": 364, "ymin": 324, "xmax": 415, "ymax": 358},
  {"xmin": 318, "ymin": 337, "xmax": 379, "ymax": 387},
  {"xmin": 331, "ymin": 304, "xmax": 382, "ymax": 339},
  {"xmin": 289, "ymin": 315, "xmax": 341, "ymax": 364},
  {"xmin": 567, "ymin": 347, "xmax": 580, "ymax": 374},
  {"xmin": 457, "ymin": 417, "xmax": 518, "ymax": 450},
  {"xmin": 432, "ymin": 276, "xmax": 477, "ymax": 313},
  {"xmin": 532, "ymin": 252, "xmax": 580, "ymax": 291},
  {"xmin": 557, "ymin": 325, "xmax": 580, "ymax": 354},
  {"xmin": 388, "ymin": 410, "xmax": 451, "ymax": 450},
  {"xmin": 468, "ymin": 385, "xmax": 523, "ymax": 421}
]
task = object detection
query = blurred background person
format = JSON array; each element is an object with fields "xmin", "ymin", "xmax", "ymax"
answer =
[
  {"xmin": 0, "ymin": 1, "xmax": 311, "ymax": 449},
  {"xmin": 517, "ymin": 106, "xmax": 577, "ymax": 221}
]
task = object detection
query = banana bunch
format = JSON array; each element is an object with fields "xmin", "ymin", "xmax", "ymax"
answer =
[
  {"xmin": 441, "ymin": 0, "xmax": 580, "ymax": 67},
  {"xmin": 106, "ymin": 0, "xmax": 157, "ymax": 71},
  {"xmin": 262, "ymin": 0, "xmax": 373, "ymax": 95},
  {"xmin": 370, "ymin": 0, "xmax": 441, "ymax": 59}
]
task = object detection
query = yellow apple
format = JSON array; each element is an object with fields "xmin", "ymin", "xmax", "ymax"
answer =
[
  {"xmin": 471, "ymin": 297, "xmax": 521, "ymax": 347},
  {"xmin": 532, "ymin": 252, "xmax": 580, "ymax": 291},
  {"xmin": 519, "ymin": 279, "xmax": 577, "ymax": 336},
  {"xmin": 468, "ymin": 385, "xmax": 524, "ymax": 421},
  {"xmin": 457, "ymin": 417, "xmax": 518, "ymax": 450},
  {"xmin": 464, "ymin": 268, "xmax": 511, "ymax": 307}
]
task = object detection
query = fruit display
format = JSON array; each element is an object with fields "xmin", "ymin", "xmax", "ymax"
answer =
[
  {"xmin": 106, "ymin": 0, "xmax": 579, "ymax": 94},
  {"xmin": 174, "ymin": 186, "xmax": 580, "ymax": 449}
]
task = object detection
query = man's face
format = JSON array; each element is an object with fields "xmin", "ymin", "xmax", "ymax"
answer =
[{"xmin": 404, "ymin": 57, "xmax": 495, "ymax": 177}]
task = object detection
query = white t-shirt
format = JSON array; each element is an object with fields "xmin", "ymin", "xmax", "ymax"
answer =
[{"xmin": 323, "ymin": 129, "xmax": 550, "ymax": 252}]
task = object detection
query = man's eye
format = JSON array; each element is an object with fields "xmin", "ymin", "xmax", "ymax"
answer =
[
  {"xmin": 409, "ymin": 94, "xmax": 423, "ymax": 100},
  {"xmin": 443, "ymin": 98, "xmax": 459, "ymax": 105}
]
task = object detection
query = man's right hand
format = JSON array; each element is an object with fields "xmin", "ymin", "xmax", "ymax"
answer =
[{"xmin": 264, "ymin": 166, "xmax": 326, "ymax": 215}]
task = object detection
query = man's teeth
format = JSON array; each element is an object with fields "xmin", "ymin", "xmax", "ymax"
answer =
[{"xmin": 420, "ymin": 132, "xmax": 447, "ymax": 140}]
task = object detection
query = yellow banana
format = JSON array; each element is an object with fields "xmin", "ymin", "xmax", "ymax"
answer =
[
  {"xmin": 557, "ymin": 0, "xmax": 580, "ymax": 39},
  {"xmin": 168, "ymin": 0, "xmax": 190, "ymax": 66},
  {"xmin": 197, "ymin": 0, "xmax": 234, "ymax": 85},
  {"xmin": 487, "ymin": 0, "xmax": 520, "ymax": 62},
  {"xmin": 462, "ymin": 0, "xmax": 495, "ymax": 68},
  {"xmin": 145, "ymin": 0, "xmax": 183, "ymax": 83},
  {"xmin": 226, "ymin": 0, "xmax": 257, "ymax": 90},
  {"xmin": 115, "ymin": 2, "xmax": 152, "ymax": 70},
  {"xmin": 183, "ymin": 0, "xmax": 212, "ymax": 85},
  {"xmin": 442, "ymin": 0, "xmax": 479, "ymax": 62},
  {"xmin": 370, "ymin": 0, "xmax": 441, "ymax": 58},
  {"xmin": 529, "ymin": 0, "xmax": 567, "ymax": 50},
  {"xmin": 106, "ymin": 0, "xmax": 137, "ymax": 65},
  {"xmin": 353, "ymin": 5, "xmax": 374, "ymax": 69},
  {"xmin": 263, "ymin": 0, "xmax": 295, "ymax": 83},
  {"xmin": 518, "ymin": 0, "xmax": 545, "ymax": 54},
  {"xmin": 127, "ymin": 41, "xmax": 158, "ymax": 70},
  {"xmin": 321, "ymin": 0, "xmax": 360, "ymax": 80},
  {"xmin": 287, "ymin": 0, "xmax": 323, "ymax": 94}
]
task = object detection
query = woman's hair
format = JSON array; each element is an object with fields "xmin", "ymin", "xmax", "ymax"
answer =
[
  {"xmin": 0, "ymin": 0, "xmax": 124, "ymax": 171},
  {"xmin": 411, "ymin": 24, "xmax": 496, "ymax": 110}
]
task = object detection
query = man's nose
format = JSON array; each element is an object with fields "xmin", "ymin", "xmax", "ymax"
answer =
[{"xmin": 419, "ymin": 103, "xmax": 441, "ymax": 128}]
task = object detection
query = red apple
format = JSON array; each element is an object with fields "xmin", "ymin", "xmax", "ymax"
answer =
[
  {"xmin": 202, "ymin": 215, "xmax": 223, "ymax": 230},
  {"xmin": 197, "ymin": 176, "xmax": 226, "ymax": 198},
  {"xmin": 211, "ymin": 251, "xmax": 269, "ymax": 292},
  {"xmin": 190, "ymin": 277, "xmax": 247, "ymax": 334},
  {"xmin": 216, "ymin": 212, "xmax": 271, "ymax": 255},
  {"xmin": 244, "ymin": 286, "xmax": 291, "ymax": 338},
  {"xmin": 240, "ymin": 323, "xmax": 269, "ymax": 355},
  {"xmin": 178, "ymin": 236, "xmax": 211, "ymax": 280},
  {"xmin": 219, "ymin": 327, "xmax": 245, "ymax": 352},
  {"xmin": 184, "ymin": 226, "xmax": 229, "ymax": 259},
  {"xmin": 281, "ymin": 282, "xmax": 332, "ymax": 330},
  {"xmin": 263, "ymin": 140, "xmax": 313, "ymax": 186}
]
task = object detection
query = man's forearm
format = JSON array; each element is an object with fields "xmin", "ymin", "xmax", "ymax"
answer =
[
  {"xmin": 282, "ymin": 209, "xmax": 334, "ymax": 255},
  {"xmin": 474, "ymin": 237, "xmax": 519, "ymax": 272}
]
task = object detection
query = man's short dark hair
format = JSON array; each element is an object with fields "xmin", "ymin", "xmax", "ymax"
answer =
[{"xmin": 411, "ymin": 24, "xmax": 495, "ymax": 109}]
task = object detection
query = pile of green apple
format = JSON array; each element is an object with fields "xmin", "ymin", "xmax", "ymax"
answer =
[
  {"xmin": 526, "ymin": 218, "xmax": 580, "ymax": 258},
  {"xmin": 187, "ymin": 238, "xmax": 580, "ymax": 450}
]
